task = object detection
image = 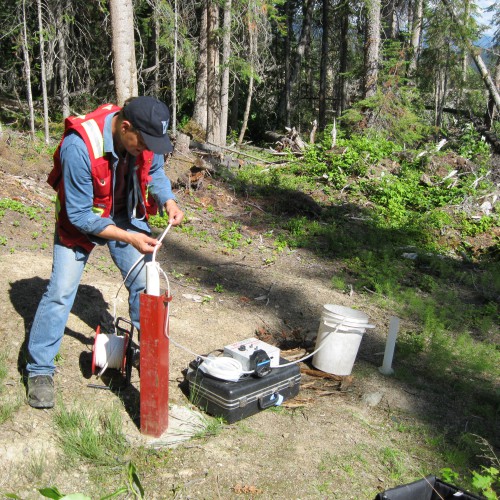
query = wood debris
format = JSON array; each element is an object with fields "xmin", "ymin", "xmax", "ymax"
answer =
[
  {"xmin": 301, "ymin": 368, "xmax": 343, "ymax": 380},
  {"xmin": 232, "ymin": 484, "xmax": 263, "ymax": 495},
  {"xmin": 281, "ymin": 348, "xmax": 307, "ymax": 361},
  {"xmin": 299, "ymin": 381, "xmax": 317, "ymax": 389},
  {"xmin": 282, "ymin": 397, "xmax": 313, "ymax": 408},
  {"xmin": 300, "ymin": 368, "xmax": 354, "ymax": 392}
]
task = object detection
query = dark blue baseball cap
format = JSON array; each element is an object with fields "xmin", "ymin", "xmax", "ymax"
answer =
[{"xmin": 123, "ymin": 96, "xmax": 173, "ymax": 154}]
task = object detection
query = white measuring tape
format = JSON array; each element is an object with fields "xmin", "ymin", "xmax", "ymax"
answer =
[{"xmin": 91, "ymin": 325, "xmax": 130, "ymax": 377}]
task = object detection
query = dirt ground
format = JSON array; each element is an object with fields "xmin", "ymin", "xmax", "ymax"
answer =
[{"xmin": 0, "ymin": 137, "xmax": 489, "ymax": 499}]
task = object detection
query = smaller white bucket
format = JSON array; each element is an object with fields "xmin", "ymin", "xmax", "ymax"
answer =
[
  {"xmin": 322, "ymin": 304, "xmax": 369, "ymax": 325},
  {"xmin": 313, "ymin": 305, "xmax": 370, "ymax": 376}
]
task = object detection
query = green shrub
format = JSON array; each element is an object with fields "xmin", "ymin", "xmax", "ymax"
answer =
[
  {"xmin": 457, "ymin": 123, "xmax": 491, "ymax": 163},
  {"xmin": 340, "ymin": 89, "xmax": 429, "ymax": 146}
]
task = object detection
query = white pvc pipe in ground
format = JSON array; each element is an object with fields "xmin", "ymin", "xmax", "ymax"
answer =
[{"xmin": 379, "ymin": 316, "xmax": 400, "ymax": 375}]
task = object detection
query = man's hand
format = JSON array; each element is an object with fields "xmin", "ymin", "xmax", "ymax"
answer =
[
  {"xmin": 165, "ymin": 199, "xmax": 184, "ymax": 226},
  {"xmin": 96, "ymin": 200, "xmax": 183, "ymax": 255},
  {"xmin": 96, "ymin": 225, "xmax": 161, "ymax": 255},
  {"xmin": 128, "ymin": 232, "xmax": 162, "ymax": 254}
]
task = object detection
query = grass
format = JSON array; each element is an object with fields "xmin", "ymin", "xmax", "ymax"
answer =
[
  {"xmin": 0, "ymin": 198, "xmax": 41, "ymax": 221},
  {"xmin": 381, "ymin": 447, "xmax": 407, "ymax": 482},
  {"xmin": 0, "ymin": 352, "xmax": 22, "ymax": 424},
  {"xmin": 28, "ymin": 450, "xmax": 47, "ymax": 481},
  {"xmin": 53, "ymin": 402, "xmax": 128, "ymax": 467},
  {"xmin": 316, "ymin": 446, "xmax": 407, "ymax": 498},
  {"xmin": 192, "ymin": 415, "xmax": 226, "ymax": 439}
]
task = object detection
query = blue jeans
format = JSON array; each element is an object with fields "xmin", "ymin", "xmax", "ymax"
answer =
[{"xmin": 27, "ymin": 221, "xmax": 151, "ymax": 377}]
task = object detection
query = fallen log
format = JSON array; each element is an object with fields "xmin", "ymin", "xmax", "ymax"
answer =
[
  {"xmin": 189, "ymin": 139, "xmax": 285, "ymax": 165},
  {"xmin": 263, "ymin": 130, "xmax": 285, "ymax": 142},
  {"xmin": 263, "ymin": 127, "xmax": 307, "ymax": 153}
]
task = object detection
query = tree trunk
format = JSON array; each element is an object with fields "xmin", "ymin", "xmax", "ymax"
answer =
[
  {"xmin": 440, "ymin": 0, "xmax": 500, "ymax": 114},
  {"xmin": 109, "ymin": 0, "xmax": 138, "ymax": 105},
  {"xmin": 461, "ymin": 0, "xmax": 469, "ymax": 84},
  {"xmin": 485, "ymin": 53, "xmax": 500, "ymax": 130},
  {"xmin": 37, "ymin": 0, "xmax": 49, "ymax": 143},
  {"xmin": 364, "ymin": 0, "xmax": 381, "ymax": 98},
  {"xmin": 56, "ymin": 0, "xmax": 70, "ymax": 119},
  {"xmin": 238, "ymin": 0, "xmax": 257, "ymax": 145},
  {"xmin": 220, "ymin": 0, "xmax": 232, "ymax": 146},
  {"xmin": 434, "ymin": 66, "xmax": 448, "ymax": 128},
  {"xmin": 206, "ymin": 0, "xmax": 220, "ymax": 145},
  {"xmin": 192, "ymin": 3, "xmax": 208, "ymax": 131},
  {"xmin": 230, "ymin": 77, "xmax": 240, "ymax": 132},
  {"xmin": 172, "ymin": 0, "xmax": 178, "ymax": 135},
  {"xmin": 284, "ymin": 0, "xmax": 292, "ymax": 127},
  {"xmin": 289, "ymin": 0, "xmax": 314, "ymax": 96},
  {"xmin": 337, "ymin": 2, "xmax": 349, "ymax": 115},
  {"xmin": 153, "ymin": 0, "xmax": 160, "ymax": 96},
  {"xmin": 278, "ymin": 0, "xmax": 314, "ymax": 127},
  {"xmin": 434, "ymin": 73, "xmax": 440, "ymax": 128},
  {"xmin": 318, "ymin": 0, "xmax": 329, "ymax": 131},
  {"xmin": 238, "ymin": 75, "xmax": 254, "ymax": 145},
  {"xmin": 439, "ymin": 69, "xmax": 448, "ymax": 127},
  {"xmin": 21, "ymin": 0, "xmax": 35, "ymax": 139},
  {"xmin": 408, "ymin": 0, "xmax": 423, "ymax": 76},
  {"xmin": 381, "ymin": 0, "xmax": 396, "ymax": 40},
  {"xmin": 468, "ymin": 48, "xmax": 500, "ymax": 114}
]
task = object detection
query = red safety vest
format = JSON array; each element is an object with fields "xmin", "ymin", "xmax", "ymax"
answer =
[{"xmin": 47, "ymin": 104, "xmax": 158, "ymax": 253}]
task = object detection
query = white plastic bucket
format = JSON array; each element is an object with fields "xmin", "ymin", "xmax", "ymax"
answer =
[
  {"xmin": 322, "ymin": 304, "xmax": 369, "ymax": 325},
  {"xmin": 312, "ymin": 305, "xmax": 370, "ymax": 376}
]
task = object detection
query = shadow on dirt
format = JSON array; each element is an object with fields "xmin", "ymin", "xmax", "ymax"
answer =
[
  {"xmin": 9, "ymin": 276, "xmax": 141, "ymax": 424},
  {"xmin": 9, "ymin": 277, "xmax": 114, "ymax": 376}
]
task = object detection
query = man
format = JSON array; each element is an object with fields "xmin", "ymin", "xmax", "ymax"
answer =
[{"xmin": 26, "ymin": 96, "xmax": 184, "ymax": 409}]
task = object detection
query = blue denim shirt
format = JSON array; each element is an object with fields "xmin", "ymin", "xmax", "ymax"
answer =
[{"xmin": 59, "ymin": 112, "xmax": 176, "ymax": 247}]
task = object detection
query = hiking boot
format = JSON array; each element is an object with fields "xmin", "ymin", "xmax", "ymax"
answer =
[{"xmin": 27, "ymin": 375, "xmax": 54, "ymax": 409}]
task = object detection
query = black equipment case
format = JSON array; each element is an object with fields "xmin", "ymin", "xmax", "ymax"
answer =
[
  {"xmin": 186, "ymin": 358, "xmax": 301, "ymax": 423},
  {"xmin": 374, "ymin": 475, "xmax": 483, "ymax": 500}
]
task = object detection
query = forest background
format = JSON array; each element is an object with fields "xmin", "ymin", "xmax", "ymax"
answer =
[
  {"xmin": 0, "ymin": 0, "xmax": 499, "ymax": 498},
  {"xmin": 1, "ymin": 0, "xmax": 499, "ymax": 144}
]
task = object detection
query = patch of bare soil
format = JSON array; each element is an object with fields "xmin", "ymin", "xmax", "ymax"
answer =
[{"xmin": 0, "ymin": 135, "xmax": 492, "ymax": 499}]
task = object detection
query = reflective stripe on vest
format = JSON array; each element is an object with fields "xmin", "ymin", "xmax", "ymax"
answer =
[
  {"xmin": 81, "ymin": 119, "xmax": 104, "ymax": 160},
  {"xmin": 55, "ymin": 193, "xmax": 61, "ymax": 221}
]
